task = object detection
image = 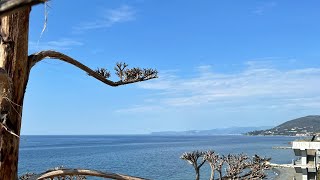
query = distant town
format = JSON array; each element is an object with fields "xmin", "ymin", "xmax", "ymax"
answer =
[
  {"xmin": 246, "ymin": 126, "xmax": 316, "ymax": 136},
  {"xmin": 246, "ymin": 115, "xmax": 320, "ymax": 136}
]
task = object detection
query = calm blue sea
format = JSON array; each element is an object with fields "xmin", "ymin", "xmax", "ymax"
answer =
[{"xmin": 18, "ymin": 135, "xmax": 297, "ymax": 179}]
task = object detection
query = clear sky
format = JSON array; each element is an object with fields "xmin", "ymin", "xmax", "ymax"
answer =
[{"xmin": 22, "ymin": 0, "xmax": 320, "ymax": 135}]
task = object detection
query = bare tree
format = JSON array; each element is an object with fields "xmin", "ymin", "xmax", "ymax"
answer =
[
  {"xmin": 215, "ymin": 155, "xmax": 225, "ymax": 180},
  {"xmin": 182, "ymin": 151, "xmax": 271, "ymax": 180},
  {"xmin": 245, "ymin": 154, "xmax": 271, "ymax": 179},
  {"xmin": 180, "ymin": 151, "xmax": 206, "ymax": 180},
  {"xmin": 224, "ymin": 153, "xmax": 249, "ymax": 180},
  {"xmin": 203, "ymin": 150, "xmax": 219, "ymax": 180},
  {"xmin": 223, "ymin": 153, "xmax": 270, "ymax": 180},
  {"xmin": 0, "ymin": 1, "xmax": 157, "ymax": 179}
]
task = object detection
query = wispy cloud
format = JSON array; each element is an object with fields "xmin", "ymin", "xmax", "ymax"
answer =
[
  {"xmin": 116, "ymin": 105, "xmax": 164, "ymax": 113},
  {"xmin": 74, "ymin": 5, "xmax": 136, "ymax": 32},
  {"xmin": 253, "ymin": 2, "xmax": 277, "ymax": 15},
  {"xmin": 29, "ymin": 38, "xmax": 83, "ymax": 51},
  {"xmin": 119, "ymin": 61, "xmax": 320, "ymax": 113}
]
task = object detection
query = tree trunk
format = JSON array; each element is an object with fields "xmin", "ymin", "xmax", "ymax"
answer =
[
  {"xmin": 217, "ymin": 171, "xmax": 222, "ymax": 180},
  {"xmin": 209, "ymin": 167, "xmax": 215, "ymax": 180},
  {"xmin": 0, "ymin": 6, "xmax": 31, "ymax": 179},
  {"xmin": 195, "ymin": 168, "xmax": 200, "ymax": 180}
]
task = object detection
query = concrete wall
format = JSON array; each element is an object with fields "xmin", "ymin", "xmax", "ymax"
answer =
[{"xmin": 293, "ymin": 141, "xmax": 320, "ymax": 150}]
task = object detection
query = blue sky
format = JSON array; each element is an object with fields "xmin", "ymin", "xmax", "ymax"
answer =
[{"xmin": 22, "ymin": 0, "xmax": 320, "ymax": 135}]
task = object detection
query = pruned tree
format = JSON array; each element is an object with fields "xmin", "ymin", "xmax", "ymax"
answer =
[
  {"xmin": 203, "ymin": 150, "xmax": 219, "ymax": 180},
  {"xmin": 215, "ymin": 155, "xmax": 224, "ymax": 180},
  {"xmin": 224, "ymin": 153, "xmax": 249, "ymax": 180},
  {"xmin": 222, "ymin": 153, "xmax": 270, "ymax": 180},
  {"xmin": 182, "ymin": 150, "xmax": 271, "ymax": 180},
  {"xmin": 180, "ymin": 151, "xmax": 206, "ymax": 180},
  {"xmin": 245, "ymin": 154, "xmax": 271, "ymax": 179},
  {"xmin": 0, "ymin": 1, "xmax": 157, "ymax": 179}
]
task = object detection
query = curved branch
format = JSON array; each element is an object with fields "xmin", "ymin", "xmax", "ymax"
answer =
[
  {"xmin": 198, "ymin": 159, "xmax": 206, "ymax": 168},
  {"xmin": 28, "ymin": 50, "xmax": 157, "ymax": 87},
  {"xmin": 0, "ymin": 0, "xmax": 46, "ymax": 17},
  {"xmin": 36, "ymin": 168, "xmax": 149, "ymax": 180}
]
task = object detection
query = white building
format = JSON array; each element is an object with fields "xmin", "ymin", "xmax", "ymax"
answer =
[{"xmin": 292, "ymin": 139, "xmax": 320, "ymax": 180}]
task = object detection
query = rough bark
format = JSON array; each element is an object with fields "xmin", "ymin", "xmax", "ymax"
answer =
[
  {"xmin": 0, "ymin": 6, "xmax": 30, "ymax": 180},
  {"xmin": 0, "ymin": 0, "xmax": 46, "ymax": 17}
]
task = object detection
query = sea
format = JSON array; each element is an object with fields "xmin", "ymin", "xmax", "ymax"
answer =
[{"xmin": 18, "ymin": 135, "xmax": 298, "ymax": 179}]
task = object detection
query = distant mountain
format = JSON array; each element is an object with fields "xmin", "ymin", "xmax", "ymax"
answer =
[
  {"xmin": 151, "ymin": 126, "xmax": 272, "ymax": 136},
  {"xmin": 246, "ymin": 115, "xmax": 320, "ymax": 136}
]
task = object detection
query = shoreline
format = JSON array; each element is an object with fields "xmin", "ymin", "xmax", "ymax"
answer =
[{"xmin": 273, "ymin": 167, "xmax": 301, "ymax": 180}]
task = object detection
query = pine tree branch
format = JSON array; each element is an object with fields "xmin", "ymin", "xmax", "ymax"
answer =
[
  {"xmin": 0, "ymin": 0, "xmax": 47, "ymax": 17},
  {"xmin": 28, "ymin": 50, "xmax": 157, "ymax": 87}
]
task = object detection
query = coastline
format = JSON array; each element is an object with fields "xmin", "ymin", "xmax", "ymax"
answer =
[{"xmin": 273, "ymin": 167, "xmax": 301, "ymax": 180}]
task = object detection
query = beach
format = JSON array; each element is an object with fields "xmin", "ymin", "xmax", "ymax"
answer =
[{"xmin": 273, "ymin": 167, "xmax": 301, "ymax": 180}]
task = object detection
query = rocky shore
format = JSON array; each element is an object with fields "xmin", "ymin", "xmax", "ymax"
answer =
[{"xmin": 273, "ymin": 167, "xmax": 301, "ymax": 180}]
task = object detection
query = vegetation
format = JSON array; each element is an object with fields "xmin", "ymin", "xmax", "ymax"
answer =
[
  {"xmin": 246, "ymin": 115, "xmax": 320, "ymax": 136},
  {"xmin": 181, "ymin": 150, "xmax": 270, "ymax": 180},
  {"xmin": 0, "ymin": 0, "xmax": 157, "ymax": 179}
]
